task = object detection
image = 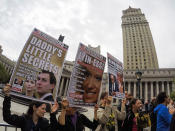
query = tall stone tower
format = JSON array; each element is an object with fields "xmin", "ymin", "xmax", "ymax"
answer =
[{"xmin": 122, "ymin": 6, "xmax": 159, "ymax": 70}]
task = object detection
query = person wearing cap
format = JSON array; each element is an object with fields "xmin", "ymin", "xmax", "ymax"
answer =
[{"xmin": 51, "ymin": 98, "xmax": 98, "ymax": 131}]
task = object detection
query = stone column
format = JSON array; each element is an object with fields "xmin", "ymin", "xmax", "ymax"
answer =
[
  {"xmin": 145, "ymin": 82, "xmax": 148, "ymax": 102},
  {"xmin": 140, "ymin": 82, "xmax": 142, "ymax": 99},
  {"xmin": 134, "ymin": 82, "xmax": 136, "ymax": 98},
  {"xmin": 172, "ymin": 82, "xmax": 175, "ymax": 92},
  {"xmin": 156, "ymin": 81, "xmax": 159, "ymax": 96},
  {"xmin": 162, "ymin": 81, "xmax": 165, "ymax": 92},
  {"xmin": 151, "ymin": 82, "xmax": 153, "ymax": 99},
  {"xmin": 64, "ymin": 79, "xmax": 70, "ymax": 96},
  {"xmin": 128, "ymin": 82, "xmax": 131, "ymax": 94},
  {"xmin": 124, "ymin": 82, "xmax": 126, "ymax": 91},
  {"xmin": 167, "ymin": 81, "xmax": 170, "ymax": 96},
  {"xmin": 59, "ymin": 77, "xmax": 65, "ymax": 96}
]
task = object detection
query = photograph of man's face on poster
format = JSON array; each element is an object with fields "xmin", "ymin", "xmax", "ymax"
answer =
[
  {"xmin": 107, "ymin": 52, "xmax": 124, "ymax": 99},
  {"xmin": 108, "ymin": 73, "xmax": 119, "ymax": 96}
]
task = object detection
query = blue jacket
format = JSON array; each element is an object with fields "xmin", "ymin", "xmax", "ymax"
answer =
[{"xmin": 154, "ymin": 104, "xmax": 172, "ymax": 131}]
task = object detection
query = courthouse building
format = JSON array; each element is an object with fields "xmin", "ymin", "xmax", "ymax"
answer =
[
  {"xmin": 122, "ymin": 7, "xmax": 175, "ymax": 101},
  {"xmin": 0, "ymin": 45, "xmax": 15, "ymax": 75}
]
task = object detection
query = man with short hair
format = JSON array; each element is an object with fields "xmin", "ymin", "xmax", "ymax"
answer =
[
  {"xmin": 109, "ymin": 73, "xmax": 119, "ymax": 96},
  {"xmin": 36, "ymin": 70, "xmax": 56, "ymax": 101},
  {"xmin": 154, "ymin": 92, "xmax": 175, "ymax": 131}
]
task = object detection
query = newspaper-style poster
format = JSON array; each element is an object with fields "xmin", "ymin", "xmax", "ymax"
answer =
[
  {"xmin": 107, "ymin": 53, "xmax": 124, "ymax": 99},
  {"xmin": 67, "ymin": 43, "xmax": 106, "ymax": 106},
  {"xmin": 10, "ymin": 28, "xmax": 68, "ymax": 102}
]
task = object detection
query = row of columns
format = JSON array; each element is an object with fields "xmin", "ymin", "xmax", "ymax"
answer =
[
  {"xmin": 126, "ymin": 81, "xmax": 174, "ymax": 101},
  {"xmin": 58, "ymin": 77, "xmax": 70, "ymax": 97}
]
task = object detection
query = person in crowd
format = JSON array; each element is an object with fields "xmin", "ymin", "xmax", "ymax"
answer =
[
  {"xmin": 3, "ymin": 84, "xmax": 59, "ymax": 131},
  {"xmin": 124, "ymin": 93, "xmax": 133, "ymax": 113},
  {"xmin": 149, "ymin": 97, "xmax": 157, "ymax": 131},
  {"xmin": 54, "ymin": 98, "xmax": 98, "ymax": 131},
  {"xmin": 154, "ymin": 92, "xmax": 175, "ymax": 131},
  {"xmin": 82, "ymin": 66, "xmax": 103, "ymax": 103},
  {"xmin": 170, "ymin": 113, "xmax": 175, "ymax": 131},
  {"xmin": 109, "ymin": 73, "xmax": 119, "ymax": 96},
  {"xmin": 99, "ymin": 92, "xmax": 108, "ymax": 107},
  {"xmin": 36, "ymin": 70, "xmax": 56, "ymax": 101},
  {"xmin": 167, "ymin": 98, "xmax": 174, "ymax": 111},
  {"xmin": 122, "ymin": 98, "xmax": 144, "ymax": 131},
  {"xmin": 95, "ymin": 95, "xmax": 126, "ymax": 131},
  {"xmin": 144, "ymin": 100, "xmax": 149, "ymax": 113},
  {"xmin": 24, "ymin": 77, "xmax": 36, "ymax": 97}
]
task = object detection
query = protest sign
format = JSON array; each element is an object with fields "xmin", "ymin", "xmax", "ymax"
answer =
[
  {"xmin": 10, "ymin": 28, "xmax": 68, "ymax": 102},
  {"xmin": 107, "ymin": 53, "xmax": 124, "ymax": 99},
  {"xmin": 67, "ymin": 43, "xmax": 106, "ymax": 106}
]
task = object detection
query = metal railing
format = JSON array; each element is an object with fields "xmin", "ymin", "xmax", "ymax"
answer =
[{"xmin": 0, "ymin": 123, "xmax": 19, "ymax": 131}]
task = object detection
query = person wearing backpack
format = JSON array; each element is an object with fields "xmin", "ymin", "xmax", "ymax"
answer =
[{"xmin": 154, "ymin": 92, "xmax": 175, "ymax": 131}]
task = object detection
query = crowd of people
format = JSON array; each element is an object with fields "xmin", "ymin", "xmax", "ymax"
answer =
[{"xmin": 2, "ymin": 84, "xmax": 175, "ymax": 131}]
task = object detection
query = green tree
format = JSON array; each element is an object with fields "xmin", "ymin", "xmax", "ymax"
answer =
[
  {"xmin": 0, "ymin": 63, "xmax": 10, "ymax": 83},
  {"xmin": 170, "ymin": 91, "xmax": 175, "ymax": 102}
]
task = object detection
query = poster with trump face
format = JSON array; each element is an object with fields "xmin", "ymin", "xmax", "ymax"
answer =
[
  {"xmin": 107, "ymin": 53, "xmax": 124, "ymax": 99},
  {"xmin": 67, "ymin": 43, "xmax": 106, "ymax": 106},
  {"xmin": 10, "ymin": 28, "xmax": 68, "ymax": 102}
]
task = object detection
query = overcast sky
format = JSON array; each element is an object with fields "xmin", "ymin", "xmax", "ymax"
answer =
[{"xmin": 0, "ymin": 0, "xmax": 175, "ymax": 68}]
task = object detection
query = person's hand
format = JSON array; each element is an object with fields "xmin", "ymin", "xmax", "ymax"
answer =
[
  {"xmin": 94, "ymin": 104, "xmax": 99, "ymax": 112},
  {"xmin": 169, "ymin": 107, "xmax": 175, "ymax": 115},
  {"xmin": 50, "ymin": 101, "xmax": 59, "ymax": 113},
  {"xmin": 106, "ymin": 96, "xmax": 112, "ymax": 106},
  {"xmin": 61, "ymin": 98, "xmax": 69, "ymax": 110},
  {"xmin": 3, "ymin": 84, "xmax": 11, "ymax": 96}
]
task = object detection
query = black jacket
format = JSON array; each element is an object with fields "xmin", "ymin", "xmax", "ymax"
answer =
[
  {"xmin": 122, "ymin": 110, "xmax": 135, "ymax": 131},
  {"xmin": 52, "ymin": 111, "xmax": 98, "ymax": 131},
  {"xmin": 3, "ymin": 96, "xmax": 57, "ymax": 131},
  {"xmin": 43, "ymin": 95, "xmax": 54, "ymax": 101}
]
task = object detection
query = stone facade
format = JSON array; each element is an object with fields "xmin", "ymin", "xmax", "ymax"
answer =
[
  {"xmin": 121, "ymin": 7, "xmax": 175, "ymax": 101},
  {"xmin": 122, "ymin": 6, "xmax": 159, "ymax": 70},
  {"xmin": 0, "ymin": 45, "xmax": 15, "ymax": 75},
  {"xmin": 124, "ymin": 69, "xmax": 175, "ymax": 101}
]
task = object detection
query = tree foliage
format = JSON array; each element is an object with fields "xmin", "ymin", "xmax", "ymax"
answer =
[
  {"xmin": 0, "ymin": 63, "xmax": 10, "ymax": 83},
  {"xmin": 170, "ymin": 91, "xmax": 175, "ymax": 102}
]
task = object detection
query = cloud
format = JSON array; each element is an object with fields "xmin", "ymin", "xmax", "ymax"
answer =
[{"xmin": 0, "ymin": 0, "xmax": 174, "ymax": 68}]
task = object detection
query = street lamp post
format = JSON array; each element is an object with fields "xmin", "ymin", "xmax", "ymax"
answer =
[{"xmin": 135, "ymin": 70, "xmax": 142, "ymax": 99}]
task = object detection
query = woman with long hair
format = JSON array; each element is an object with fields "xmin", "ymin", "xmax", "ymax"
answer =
[{"xmin": 3, "ymin": 84, "xmax": 59, "ymax": 131}]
